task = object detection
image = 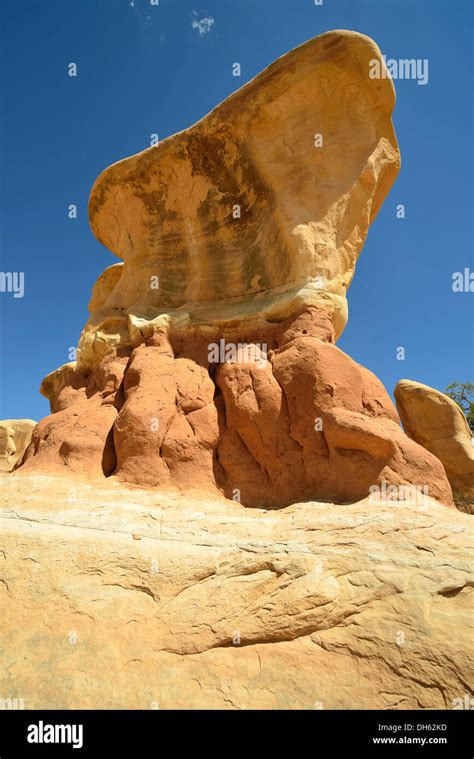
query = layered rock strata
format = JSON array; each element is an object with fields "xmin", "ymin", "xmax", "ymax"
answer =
[
  {"xmin": 18, "ymin": 31, "xmax": 454, "ymax": 508},
  {"xmin": 0, "ymin": 474, "xmax": 471, "ymax": 709}
]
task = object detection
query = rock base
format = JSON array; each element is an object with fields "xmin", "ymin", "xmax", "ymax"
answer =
[
  {"xmin": 20, "ymin": 309, "xmax": 454, "ymax": 508},
  {"xmin": 0, "ymin": 473, "xmax": 471, "ymax": 709}
]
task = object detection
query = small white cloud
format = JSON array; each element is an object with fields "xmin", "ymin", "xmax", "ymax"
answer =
[{"xmin": 191, "ymin": 12, "xmax": 214, "ymax": 37}]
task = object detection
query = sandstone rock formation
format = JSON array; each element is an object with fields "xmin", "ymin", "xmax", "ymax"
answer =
[
  {"xmin": 17, "ymin": 30, "xmax": 454, "ymax": 508},
  {"xmin": 0, "ymin": 473, "xmax": 471, "ymax": 709},
  {"xmin": 395, "ymin": 380, "xmax": 474, "ymax": 501},
  {"xmin": 21, "ymin": 319, "xmax": 455, "ymax": 507},
  {"xmin": 86, "ymin": 30, "xmax": 401, "ymax": 349},
  {"xmin": 0, "ymin": 419, "xmax": 36, "ymax": 473},
  {"xmin": 1, "ymin": 30, "xmax": 471, "ymax": 714}
]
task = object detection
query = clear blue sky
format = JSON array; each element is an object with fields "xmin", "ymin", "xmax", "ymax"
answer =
[{"xmin": 0, "ymin": 0, "xmax": 472, "ymax": 421}]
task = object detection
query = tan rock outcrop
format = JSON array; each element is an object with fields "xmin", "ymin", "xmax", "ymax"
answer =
[
  {"xmin": 16, "ymin": 30, "xmax": 454, "ymax": 508},
  {"xmin": 0, "ymin": 473, "xmax": 471, "ymax": 709},
  {"xmin": 395, "ymin": 380, "xmax": 474, "ymax": 500},
  {"xmin": 0, "ymin": 420, "xmax": 36, "ymax": 473},
  {"xmin": 40, "ymin": 362, "xmax": 80, "ymax": 413},
  {"xmin": 2, "ymin": 31, "xmax": 470, "ymax": 714},
  {"xmin": 20, "ymin": 310, "xmax": 455, "ymax": 508},
  {"xmin": 83, "ymin": 29, "xmax": 399, "ymax": 364}
]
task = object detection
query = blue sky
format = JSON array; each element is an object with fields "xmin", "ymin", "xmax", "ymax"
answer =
[{"xmin": 0, "ymin": 0, "xmax": 472, "ymax": 421}]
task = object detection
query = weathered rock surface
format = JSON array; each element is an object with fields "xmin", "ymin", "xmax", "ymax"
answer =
[
  {"xmin": 0, "ymin": 420, "xmax": 36, "ymax": 473},
  {"xmin": 21, "ymin": 316, "xmax": 454, "ymax": 507},
  {"xmin": 0, "ymin": 473, "xmax": 472, "ymax": 709},
  {"xmin": 395, "ymin": 380, "xmax": 474, "ymax": 501},
  {"xmin": 18, "ymin": 31, "xmax": 455, "ymax": 508},
  {"xmin": 84, "ymin": 29, "xmax": 400, "ymax": 358}
]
